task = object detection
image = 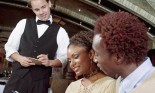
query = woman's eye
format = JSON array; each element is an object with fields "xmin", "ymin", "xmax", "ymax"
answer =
[{"xmin": 73, "ymin": 54, "xmax": 79, "ymax": 59}]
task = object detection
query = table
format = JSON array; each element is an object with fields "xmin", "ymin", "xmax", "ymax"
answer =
[
  {"xmin": 0, "ymin": 85, "xmax": 5, "ymax": 93},
  {"xmin": 0, "ymin": 85, "xmax": 52, "ymax": 93},
  {"xmin": 0, "ymin": 77, "xmax": 8, "ymax": 93},
  {"xmin": 0, "ymin": 77, "xmax": 52, "ymax": 93}
]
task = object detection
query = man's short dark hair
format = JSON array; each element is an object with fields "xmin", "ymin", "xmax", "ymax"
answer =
[{"xmin": 94, "ymin": 11, "xmax": 148, "ymax": 64}]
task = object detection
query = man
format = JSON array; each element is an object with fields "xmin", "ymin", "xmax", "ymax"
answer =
[
  {"xmin": 92, "ymin": 11, "xmax": 155, "ymax": 93},
  {"xmin": 3, "ymin": 0, "xmax": 69, "ymax": 93}
]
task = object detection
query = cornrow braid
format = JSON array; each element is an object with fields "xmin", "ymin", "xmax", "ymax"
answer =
[{"xmin": 69, "ymin": 31, "xmax": 94, "ymax": 52}]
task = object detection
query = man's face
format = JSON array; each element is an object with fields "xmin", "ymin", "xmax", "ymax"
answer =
[
  {"xmin": 92, "ymin": 34, "xmax": 117, "ymax": 77},
  {"xmin": 31, "ymin": 0, "xmax": 51, "ymax": 21}
]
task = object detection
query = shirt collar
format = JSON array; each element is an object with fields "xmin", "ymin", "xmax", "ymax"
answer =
[
  {"xmin": 35, "ymin": 16, "xmax": 53, "ymax": 23},
  {"xmin": 121, "ymin": 57, "xmax": 154, "ymax": 93}
]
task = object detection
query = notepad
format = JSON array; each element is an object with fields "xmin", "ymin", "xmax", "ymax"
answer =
[{"xmin": 30, "ymin": 58, "xmax": 42, "ymax": 65}]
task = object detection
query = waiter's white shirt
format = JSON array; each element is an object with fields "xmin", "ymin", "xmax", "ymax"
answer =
[
  {"xmin": 5, "ymin": 16, "xmax": 69, "ymax": 66},
  {"xmin": 119, "ymin": 57, "xmax": 155, "ymax": 93}
]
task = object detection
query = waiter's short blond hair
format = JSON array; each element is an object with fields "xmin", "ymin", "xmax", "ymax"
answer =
[{"xmin": 27, "ymin": 0, "xmax": 50, "ymax": 8}]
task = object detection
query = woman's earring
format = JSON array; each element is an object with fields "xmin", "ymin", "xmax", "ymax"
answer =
[{"xmin": 89, "ymin": 49, "xmax": 94, "ymax": 59}]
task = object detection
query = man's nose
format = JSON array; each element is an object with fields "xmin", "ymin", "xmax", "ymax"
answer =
[{"xmin": 39, "ymin": 9, "xmax": 44, "ymax": 14}]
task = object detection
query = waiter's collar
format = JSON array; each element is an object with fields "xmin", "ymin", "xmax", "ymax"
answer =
[{"xmin": 35, "ymin": 15, "xmax": 53, "ymax": 23}]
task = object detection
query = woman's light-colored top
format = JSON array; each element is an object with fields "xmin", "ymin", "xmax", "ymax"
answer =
[{"xmin": 65, "ymin": 76, "xmax": 116, "ymax": 93}]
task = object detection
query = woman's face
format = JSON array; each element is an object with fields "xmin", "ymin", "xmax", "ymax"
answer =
[{"xmin": 67, "ymin": 45, "xmax": 91, "ymax": 76}]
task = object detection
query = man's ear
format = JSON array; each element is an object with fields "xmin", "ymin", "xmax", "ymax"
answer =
[
  {"xmin": 89, "ymin": 49, "xmax": 95, "ymax": 60},
  {"xmin": 114, "ymin": 53, "xmax": 124, "ymax": 65}
]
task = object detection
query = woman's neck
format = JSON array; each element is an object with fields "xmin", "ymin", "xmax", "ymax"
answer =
[{"xmin": 88, "ymin": 72, "xmax": 106, "ymax": 83}]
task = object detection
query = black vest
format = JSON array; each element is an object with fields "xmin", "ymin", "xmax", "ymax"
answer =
[{"xmin": 13, "ymin": 18, "xmax": 60, "ymax": 81}]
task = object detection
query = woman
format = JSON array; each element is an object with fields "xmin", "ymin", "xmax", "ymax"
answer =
[{"xmin": 65, "ymin": 31, "xmax": 116, "ymax": 93}]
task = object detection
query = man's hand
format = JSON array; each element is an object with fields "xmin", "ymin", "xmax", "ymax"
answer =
[
  {"xmin": 37, "ymin": 54, "xmax": 50, "ymax": 66},
  {"xmin": 10, "ymin": 52, "xmax": 35, "ymax": 67},
  {"xmin": 37, "ymin": 54, "xmax": 62, "ymax": 67},
  {"xmin": 18, "ymin": 56, "xmax": 35, "ymax": 67}
]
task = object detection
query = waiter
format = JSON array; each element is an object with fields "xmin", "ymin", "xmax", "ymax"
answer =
[{"xmin": 3, "ymin": 0, "xmax": 69, "ymax": 93}]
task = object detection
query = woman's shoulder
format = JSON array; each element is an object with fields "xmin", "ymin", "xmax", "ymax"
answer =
[
  {"xmin": 94, "ymin": 77, "xmax": 116, "ymax": 93},
  {"xmin": 65, "ymin": 79, "xmax": 82, "ymax": 93},
  {"xmin": 98, "ymin": 76, "xmax": 115, "ymax": 82},
  {"xmin": 69, "ymin": 79, "xmax": 82, "ymax": 85},
  {"xmin": 95, "ymin": 76, "xmax": 116, "ymax": 87}
]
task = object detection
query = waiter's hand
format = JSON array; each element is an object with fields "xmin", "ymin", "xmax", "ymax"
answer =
[
  {"xmin": 18, "ymin": 56, "xmax": 35, "ymax": 67},
  {"xmin": 37, "ymin": 54, "xmax": 50, "ymax": 66},
  {"xmin": 10, "ymin": 52, "xmax": 35, "ymax": 67}
]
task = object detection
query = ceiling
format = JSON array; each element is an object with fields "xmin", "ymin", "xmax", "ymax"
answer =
[{"xmin": 0, "ymin": 0, "xmax": 155, "ymax": 53}]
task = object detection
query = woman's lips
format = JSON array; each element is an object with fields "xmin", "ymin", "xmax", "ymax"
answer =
[{"xmin": 73, "ymin": 67, "xmax": 79, "ymax": 72}]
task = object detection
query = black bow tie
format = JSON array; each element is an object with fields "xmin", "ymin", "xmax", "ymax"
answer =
[{"xmin": 37, "ymin": 20, "xmax": 51, "ymax": 25}]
